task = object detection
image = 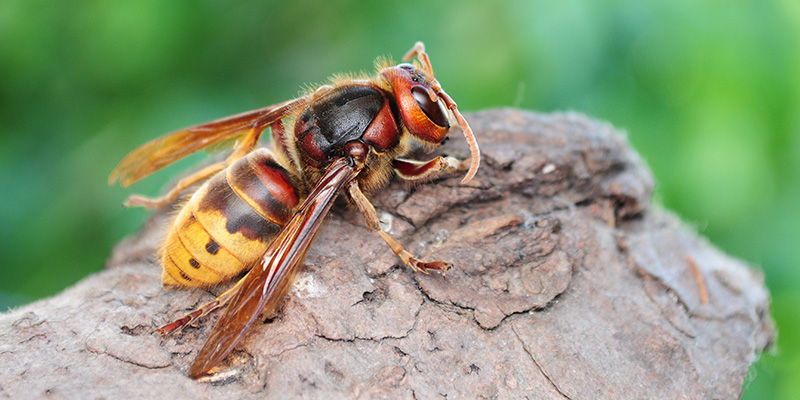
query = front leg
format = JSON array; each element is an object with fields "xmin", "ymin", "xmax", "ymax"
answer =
[
  {"xmin": 347, "ymin": 182, "xmax": 451, "ymax": 275},
  {"xmin": 392, "ymin": 156, "xmax": 460, "ymax": 182}
]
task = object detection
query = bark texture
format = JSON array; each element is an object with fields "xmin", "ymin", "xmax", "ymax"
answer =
[{"xmin": 0, "ymin": 109, "xmax": 774, "ymax": 399}]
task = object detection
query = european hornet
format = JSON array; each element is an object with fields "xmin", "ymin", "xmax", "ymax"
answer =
[{"xmin": 109, "ymin": 42, "xmax": 480, "ymax": 379}]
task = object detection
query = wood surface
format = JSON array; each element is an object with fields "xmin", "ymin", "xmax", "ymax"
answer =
[{"xmin": 0, "ymin": 109, "xmax": 775, "ymax": 399}]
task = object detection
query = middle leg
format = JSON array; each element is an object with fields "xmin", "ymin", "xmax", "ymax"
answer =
[{"xmin": 347, "ymin": 181, "xmax": 451, "ymax": 274}]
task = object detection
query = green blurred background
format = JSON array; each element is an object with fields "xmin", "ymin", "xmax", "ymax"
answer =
[{"xmin": 1, "ymin": 0, "xmax": 796, "ymax": 397}]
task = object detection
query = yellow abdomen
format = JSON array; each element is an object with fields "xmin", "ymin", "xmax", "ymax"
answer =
[{"xmin": 161, "ymin": 149, "xmax": 301, "ymax": 287}]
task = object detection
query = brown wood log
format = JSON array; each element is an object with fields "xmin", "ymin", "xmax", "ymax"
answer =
[{"xmin": 0, "ymin": 109, "xmax": 774, "ymax": 399}]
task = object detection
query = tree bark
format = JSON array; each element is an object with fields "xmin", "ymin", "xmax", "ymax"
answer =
[{"xmin": 0, "ymin": 109, "xmax": 774, "ymax": 399}]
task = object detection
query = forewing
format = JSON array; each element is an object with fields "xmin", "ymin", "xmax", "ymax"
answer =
[
  {"xmin": 187, "ymin": 159, "xmax": 358, "ymax": 379},
  {"xmin": 109, "ymin": 98, "xmax": 307, "ymax": 186}
]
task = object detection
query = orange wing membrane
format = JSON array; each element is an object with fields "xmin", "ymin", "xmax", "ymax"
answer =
[{"xmin": 109, "ymin": 98, "xmax": 307, "ymax": 187}]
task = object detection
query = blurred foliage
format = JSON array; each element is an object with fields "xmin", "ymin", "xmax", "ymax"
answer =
[{"xmin": 0, "ymin": 0, "xmax": 796, "ymax": 398}]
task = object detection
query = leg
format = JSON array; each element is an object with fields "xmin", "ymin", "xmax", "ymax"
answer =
[
  {"xmin": 127, "ymin": 126, "xmax": 266, "ymax": 209},
  {"xmin": 225, "ymin": 125, "xmax": 265, "ymax": 164},
  {"xmin": 155, "ymin": 278, "xmax": 244, "ymax": 337},
  {"xmin": 347, "ymin": 182, "xmax": 451, "ymax": 275},
  {"xmin": 392, "ymin": 156, "xmax": 460, "ymax": 182},
  {"xmin": 269, "ymin": 119, "xmax": 290, "ymax": 160},
  {"xmin": 124, "ymin": 163, "xmax": 225, "ymax": 209}
]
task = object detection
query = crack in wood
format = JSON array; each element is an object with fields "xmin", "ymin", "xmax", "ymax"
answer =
[{"xmin": 512, "ymin": 325, "xmax": 571, "ymax": 400}]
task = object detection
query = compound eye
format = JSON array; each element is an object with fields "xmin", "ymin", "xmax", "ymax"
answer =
[
  {"xmin": 411, "ymin": 86, "xmax": 449, "ymax": 128},
  {"xmin": 398, "ymin": 63, "xmax": 415, "ymax": 71}
]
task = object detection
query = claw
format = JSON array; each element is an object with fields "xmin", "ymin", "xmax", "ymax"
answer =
[
  {"xmin": 409, "ymin": 259, "xmax": 452, "ymax": 276},
  {"xmin": 155, "ymin": 309, "xmax": 205, "ymax": 337}
]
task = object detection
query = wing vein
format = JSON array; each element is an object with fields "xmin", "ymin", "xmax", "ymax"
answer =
[{"xmin": 187, "ymin": 158, "xmax": 358, "ymax": 378}]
